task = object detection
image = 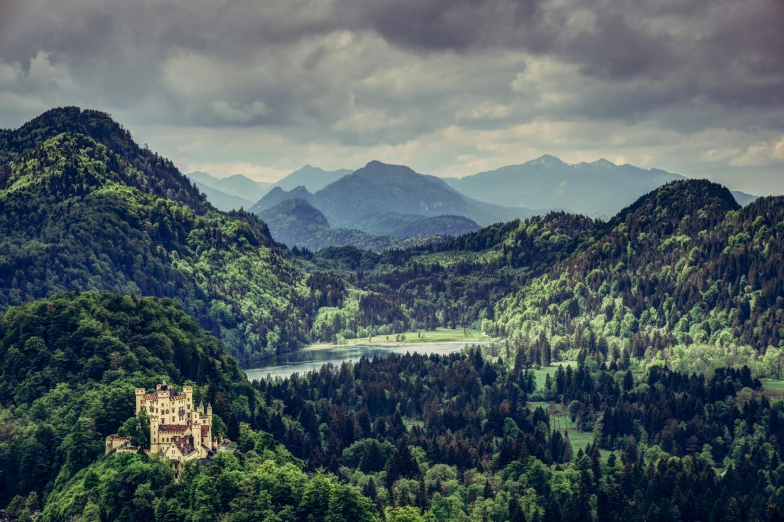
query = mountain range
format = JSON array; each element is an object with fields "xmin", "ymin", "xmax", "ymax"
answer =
[
  {"xmin": 1, "ymin": 106, "xmax": 777, "ymax": 360},
  {"xmin": 194, "ymin": 155, "xmax": 759, "ymax": 250},
  {"xmin": 258, "ymin": 197, "xmax": 480, "ymax": 252},
  {"xmin": 2, "ymin": 106, "xmax": 784, "ymax": 522},
  {"xmin": 248, "ymin": 161, "xmax": 533, "ymax": 249},
  {"xmin": 442, "ymin": 155, "xmax": 685, "ymax": 217},
  {"xmin": 186, "ymin": 165, "xmax": 353, "ymax": 211}
]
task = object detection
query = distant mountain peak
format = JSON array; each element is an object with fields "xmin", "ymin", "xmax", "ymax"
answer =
[
  {"xmin": 524, "ymin": 154, "xmax": 566, "ymax": 167},
  {"xmin": 592, "ymin": 158, "xmax": 616, "ymax": 167},
  {"xmin": 273, "ymin": 165, "xmax": 352, "ymax": 193}
]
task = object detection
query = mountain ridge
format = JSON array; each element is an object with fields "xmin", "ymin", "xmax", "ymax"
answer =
[{"xmin": 443, "ymin": 155, "xmax": 687, "ymax": 216}]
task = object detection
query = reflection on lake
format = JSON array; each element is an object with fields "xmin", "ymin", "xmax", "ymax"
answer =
[{"xmin": 245, "ymin": 342, "xmax": 485, "ymax": 381}]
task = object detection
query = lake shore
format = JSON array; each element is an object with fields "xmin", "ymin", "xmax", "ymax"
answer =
[{"xmin": 302, "ymin": 327, "xmax": 499, "ymax": 351}]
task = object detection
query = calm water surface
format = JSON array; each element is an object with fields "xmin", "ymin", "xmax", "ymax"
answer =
[{"xmin": 245, "ymin": 342, "xmax": 486, "ymax": 380}]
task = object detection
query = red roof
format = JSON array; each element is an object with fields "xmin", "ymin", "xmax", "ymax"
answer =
[
  {"xmin": 159, "ymin": 424, "xmax": 189, "ymax": 434},
  {"xmin": 201, "ymin": 425, "xmax": 210, "ymax": 437}
]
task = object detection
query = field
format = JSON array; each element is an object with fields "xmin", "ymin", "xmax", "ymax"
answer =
[
  {"xmin": 533, "ymin": 361, "xmax": 579, "ymax": 390},
  {"xmin": 306, "ymin": 327, "xmax": 496, "ymax": 349},
  {"xmin": 527, "ymin": 400, "xmax": 609, "ymax": 457},
  {"xmin": 763, "ymin": 379, "xmax": 784, "ymax": 391}
]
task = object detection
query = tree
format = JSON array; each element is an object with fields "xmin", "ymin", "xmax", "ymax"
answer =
[{"xmin": 509, "ymin": 496, "xmax": 527, "ymax": 522}]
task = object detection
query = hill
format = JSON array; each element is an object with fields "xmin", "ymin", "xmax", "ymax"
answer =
[
  {"xmin": 444, "ymin": 155, "xmax": 685, "ymax": 217},
  {"xmin": 354, "ymin": 213, "xmax": 479, "ymax": 238},
  {"xmin": 0, "ymin": 107, "xmax": 208, "ymax": 212},
  {"xmin": 308, "ymin": 179, "xmax": 784, "ymax": 365},
  {"xmin": 258, "ymin": 198, "xmax": 462, "ymax": 252},
  {"xmin": 495, "ymin": 180, "xmax": 784, "ymax": 354},
  {"xmin": 274, "ymin": 164, "xmax": 353, "ymax": 192},
  {"xmin": 192, "ymin": 179, "xmax": 255, "ymax": 210},
  {"xmin": 732, "ymin": 190, "xmax": 760, "ymax": 206},
  {"xmin": 0, "ymin": 292, "xmax": 252, "ymax": 505},
  {"xmin": 252, "ymin": 185, "xmax": 314, "ymax": 212},
  {"xmin": 0, "ymin": 107, "xmax": 361, "ymax": 363},
  {"xmin": 311, "ymin": 160, "xmax": 537, "ymax": 228},
  {"xmin": 187, "ymin": 171, "xmax": 272, "ymax": 203}
]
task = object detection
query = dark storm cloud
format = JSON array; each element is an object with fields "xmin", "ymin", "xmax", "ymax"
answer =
[{"xmin": 0, "ymin": 0, "xmax": 782, "ymax": 194}]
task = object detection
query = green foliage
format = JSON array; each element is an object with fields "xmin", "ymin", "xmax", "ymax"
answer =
[
  {"xmin": 0, "ymin": 108, "xmax": 371, "ymax": 363},
  {"xmin": 0, "ymin": 292, "xmax": 257, "ymax": 507}
]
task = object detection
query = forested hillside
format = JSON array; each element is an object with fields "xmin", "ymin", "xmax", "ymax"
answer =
[
  {"xmin": 0, "ymin": 292, "xmax": 379, "ymax": 522},
  {"xmin": 304, "ymin": 212, "xmax": 600, "ymax": 331},
  {"xmin": 495, "ymin": 181, "xmax": 784, "ymax": 373},
  {"xmin": 0, "ymin": 292, "xmax": 251, "ymax": 506},
  {"xmin": 0, "ymin": 108, "xmax": 374, "ymax": 363},
  {"xmin": 307, "ymin": 179, "xmax": 784, "ymax": 377},
  {"xmin": 6, "ymin": 301, "xmax": 784, "ymax": 521}
]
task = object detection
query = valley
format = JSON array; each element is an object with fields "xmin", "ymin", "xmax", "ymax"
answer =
[{"xmin": 1, "ymin": 107, "xmax": 783, "ymax": 521}]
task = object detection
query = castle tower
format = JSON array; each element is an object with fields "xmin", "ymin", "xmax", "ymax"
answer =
[
  {"xmin": 183, "ymin": 385, "xmax": 193, "ymax": 411},
  {"xmin": 149, "ymin": 411, "xmax": 160, "ymax": 453},
  {"xmin": 135, "ymin": 388, "xmax": 146, "ymax": 415}
]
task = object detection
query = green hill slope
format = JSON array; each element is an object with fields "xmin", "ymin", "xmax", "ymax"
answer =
[
  {"xmin": 0, "ymin": 292, "xmax": 252, "ymax": 505},
  {"xmin": 0, "ymin": 108, "xmax": 354, "ymax": 363}
]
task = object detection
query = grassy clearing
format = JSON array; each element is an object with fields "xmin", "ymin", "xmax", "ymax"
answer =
[
  {"xmin": 532, "ymin": 361, "xmax": 579, "ymax": 391},
  {"xmin": 306, "ymin": 327, "xmax": 496, "ymax": 350},
  {"xmin": 763, "ymin": 379, "xmax": 784, "ymax": 391},
  {"xmin": 527, "ymin": 399, "xmax": 609, "ymax": 458}
]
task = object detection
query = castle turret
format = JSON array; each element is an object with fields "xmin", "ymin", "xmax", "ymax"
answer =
[
  {"xmin": 207, "ymin": 402, "xmax": 213, "ymax": 417},
  {"xmin": 135, "ymin": 388, "xmax": 146, "ymax": 415},
  {"xmin": 183, "ymin": 385, "xmax": 193, "ymax": 410}
]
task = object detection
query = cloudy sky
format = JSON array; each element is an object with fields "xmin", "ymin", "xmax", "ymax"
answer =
[{"xmin": 0, "ymin": 0, "xmax": 782, "ymax": 194}]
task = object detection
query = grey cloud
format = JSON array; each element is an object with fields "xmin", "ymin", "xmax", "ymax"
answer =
[{"xmin": 0, "ymin": 0, "xmax": 782, "ymax": 195}]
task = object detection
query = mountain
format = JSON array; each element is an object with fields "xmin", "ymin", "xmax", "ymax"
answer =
[
  {"xmin": 252, "ymin": 185, "xmax": 314, "ymax": 212},
  {"xmin": 443, "ymin": 155, "xmax": 686, "ymax": 217},
  {"xmin": 258, "ymin": 198, "xmax": 466, "ymax": 252},
  {"xmin": 187, "ymin": 171, "xmax": 273, "ymax": 202},
  {"xmin": 249, "ymin": 161, "xmax": 516, "ymax": 248},
  {"xmin": 732, "ymin": 190, "xmax": 760, "ymax": 206},
  {"xmin": 358, "ymin": 213, "xmax": 480, "ymax": 238},
  {"xmin": 0, "ymin": 107, "xmax": 363, "ymax": 364},
  {"xmin": 492, "ymin": 179, "xmax": 784, "ymax": 350},
  {"xmin": 192, "ymin": 180, "xmax": 255, "ymax": 211},
  {"xmin": 305, "ymin": 160, "xmax": 538, "ymax": 228},
  {"xmin": 0, "ymin": 107, "xmax": 209, "ymax": 212},
  {"xmin": 309, "ymin": 178, "xmax": 784, "ymax": 353},
  {"xmin": 274, "ymin": 164, "xmax": 353, "ymax": 192}
]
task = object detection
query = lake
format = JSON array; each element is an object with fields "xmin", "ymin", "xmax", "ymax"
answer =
[{"xmin": 244, "ymin": 342, "xmax": 484, "ymax": 380}]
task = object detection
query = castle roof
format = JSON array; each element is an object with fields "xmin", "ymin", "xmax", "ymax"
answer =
[
  {"xmin": 201, "ymin": 425, "xmax": 210, "ymax": 437},
  {"xmin": 159, "ymin": 424, "xmax": 189, "ymax": 434},
  {"xmin": 152, "ymin": 388, "xmax": 178, "ymax": 399},
  {"xmin": 174, "ymin": 438, "xmax": 197, "ymax": 456}
]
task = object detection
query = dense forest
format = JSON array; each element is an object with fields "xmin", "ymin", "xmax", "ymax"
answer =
[
  {"xmin": 2, "ymin": 107, "xmax": 784, "ymax": 520},
  {"xmin": 0, "ymin": 108, "xmax": 399, "ymax": 364},
  {"xmin": 4, "ymin": 296, "xmax": 784, "ymax": 521}
]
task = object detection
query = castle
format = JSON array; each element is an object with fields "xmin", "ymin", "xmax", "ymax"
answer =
[{"xmin": 106, "ymin": 382, "xmax": 215, "ymax": 474}]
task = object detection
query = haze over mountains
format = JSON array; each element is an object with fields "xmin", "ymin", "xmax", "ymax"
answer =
[
  {"xmin": 248, "ymin": 160, "xmax": 541, "ymax": 250},
  {"xmin": 186, "ymin": 166, "xmax": 353, "ymax": 211},
  {"xmin": 4, "ymin": 107, "xmax": 784, "ymax": 520},
  {"xmin": 442, "ymin": 155, "xmax": 687, "ymax": 217},
  {"xmin": 194, "ymin": 154, "xmax": 759, "ymax": 249}
]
